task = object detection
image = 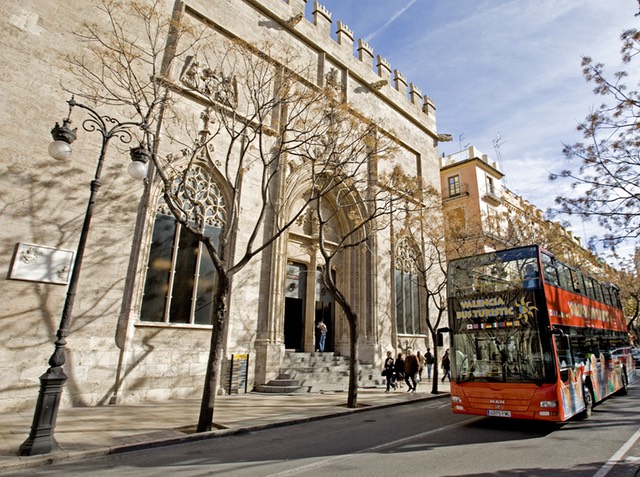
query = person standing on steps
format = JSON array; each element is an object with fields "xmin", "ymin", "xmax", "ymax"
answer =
[{"xmin": 316, "ymin": 320, "xmax": 327, "ymax": 352}]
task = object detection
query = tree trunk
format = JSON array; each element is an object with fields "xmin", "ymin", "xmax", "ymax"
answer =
[
  {"xmin": 347, "ymin": 314, "xmax": 359, "ymax": 408},
  {"xmin": 197, "ymin": 273, "xmax": 230, "ymax": 432},
  {"xmin": 324, "ymin": 272, "xmax": 360, "ymax": 409},
  {"xmin": 430, "ymin": 329, "xmax": 440, "ymax": 394}
]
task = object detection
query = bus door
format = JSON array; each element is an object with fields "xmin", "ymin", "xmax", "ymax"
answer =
[{"xmin": 552, "ymin": 330, "xmax": 583, "ymax": 419}]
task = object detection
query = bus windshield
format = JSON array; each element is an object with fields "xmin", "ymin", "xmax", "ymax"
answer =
[
  {"xmin": 448, "ymin": 246, "xmax": 540, "ymax": 297},
  {"xmin": 451, "ymin": 328, "xmax": 549, "ymax": 384},
  {"xmin": 447, "ymin": 246, "xmax": 555, "ymax": 384}
]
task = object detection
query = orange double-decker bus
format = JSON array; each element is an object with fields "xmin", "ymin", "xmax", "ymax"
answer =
[{"xmin": 446, "ymin": 245, "xmax": 635, "ymax": 421}]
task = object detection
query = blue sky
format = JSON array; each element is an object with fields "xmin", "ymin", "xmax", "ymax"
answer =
[{"xmin": 314, "ymin": 0, "xmax": 638, "ymax": 251}]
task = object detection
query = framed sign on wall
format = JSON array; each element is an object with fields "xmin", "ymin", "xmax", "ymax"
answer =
[{"xmin": 8, "ymin": 242, "xmax": 75, "ymax": 285}]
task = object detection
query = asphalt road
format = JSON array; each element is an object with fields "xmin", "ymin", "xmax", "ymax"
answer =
[{"xmin": 5, "ymin": 388, "xmax": 640, "ymax": 477}]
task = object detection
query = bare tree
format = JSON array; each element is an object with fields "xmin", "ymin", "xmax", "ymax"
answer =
[
  {"xmin": 65, "ymin": 0, "xmax": 380, "ymax": 430},
  {"xmin": 291, "ymin": 78, "xmax": 410, "ymax": 407},
  {"xmin": 399, "ymin": 184, "xmax": 450, "ymax": 394},
  {"xmin": 550, "ymin": 28, "xmax": 640, "ymax": 251},
  {"xmin": 160, "ymin": 38, "xmax": 363, "ymax": 430}
]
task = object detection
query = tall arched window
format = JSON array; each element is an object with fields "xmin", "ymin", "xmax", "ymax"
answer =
[
  {"xmin": 395, "ymin": 238, "xmax": 421, "ymax": 335},
  {"xmin": 140, "ymin": 165, "xmax": 226, "ymax": 325}
]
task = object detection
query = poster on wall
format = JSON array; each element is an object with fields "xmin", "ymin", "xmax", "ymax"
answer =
[{"xmin": 7, "ymin": 242, "xmax": 74, "ymax": 285}]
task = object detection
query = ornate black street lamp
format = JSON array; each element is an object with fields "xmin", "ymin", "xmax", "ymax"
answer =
[{"xmin": 19, "ymin": 97, "xmax": 151, "ymax": 456}]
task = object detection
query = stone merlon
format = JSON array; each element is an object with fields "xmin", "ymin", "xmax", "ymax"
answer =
[{"xmin": 312, "ymin": 1, "xmax": 332, "ymax": 36}]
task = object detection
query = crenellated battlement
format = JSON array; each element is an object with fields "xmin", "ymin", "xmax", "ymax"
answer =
[
  {"xmin": 312, "ymin": 1, "xmax": 332, "ymax": 36},
  {"xmin": 281, "ymin": 0, "xmax": 435, "ymax": 122},
  {"xmin": 336, "ymin": 21, "xmax": 354, "ymax": 49}
]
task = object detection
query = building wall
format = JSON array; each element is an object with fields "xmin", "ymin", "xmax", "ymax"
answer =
[
  {"xmin": 0, "ymin": 0, "xmax": 443, "ymax": 413},
  {"xmin": 440, "ymin": 146, "xmax": 592, "ymax": 266},
  {"xmin": 441, "ymin": 147, "xmax": 507, "ymax": 259},
  {"xmin": 0, "ymin": 0, "xmax": 148, "ymax": 412}
]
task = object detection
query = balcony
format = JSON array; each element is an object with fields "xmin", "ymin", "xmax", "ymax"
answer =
[
  {"xmin": 482, "ymin": 187, "xmax": 502, "ymax": 205},
  {"xmin": 443, "ymin": 182, "xmax": 469, "ymax": 201}
]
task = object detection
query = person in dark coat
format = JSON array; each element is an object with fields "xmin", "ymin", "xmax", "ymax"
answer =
[
  {"xmin": 384, "ymin": 351, "xmax": 396, "ymax": 392},
  {"xmin": 404, "ymin": 349, "xmax": 419, "ymax": 392},
  {"xmin": 441, "ymin": 348, "xmax": 451, "ymax": 382},
  {"xmin": 425, "ymin": 348, "xmax": 435, "ymax": 380},
  {"xmin": 394, "ymin": 352, "xmax": 405, "ymax": 388}
]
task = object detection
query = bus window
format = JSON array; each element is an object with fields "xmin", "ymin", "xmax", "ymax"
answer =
[
  {"xmin": 553, "ymin": 331, "xmax": 573, "ymax": 382},
  {"xmin": 541, "ymin": 253, "xmax": 559, "ymax": 287},
  {"xmin": 612, "ymin": 288, "xmax": 622, "ymax": 309},
  {"xmin": 583, "ymin": 276, "xmax": 596, "ymax": 300},
  {"xmin": 522, "ymin": 262, "xmax": 539, "ymax": 289},
  {"xmin": 570, "ymin": 269, "xmax": 583, "ymax": 295},
  {"xmin": 593, "ymin": 282, "xmax": 604, "ymax": 303},
  {"xmin": 556, "ymin": 262, "xmax": 572, "ymax": 290}
]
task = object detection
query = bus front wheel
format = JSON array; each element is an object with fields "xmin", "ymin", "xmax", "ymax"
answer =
[{"xmin": 579, "ymin": 385, "xmax": 594, "ymax": 419}]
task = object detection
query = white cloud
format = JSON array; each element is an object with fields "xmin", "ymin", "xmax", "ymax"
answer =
[{"xmin": 319, "ymin": 0, "xmax": 638, "ymax": 253}]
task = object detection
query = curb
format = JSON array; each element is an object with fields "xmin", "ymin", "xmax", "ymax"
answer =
[{"xmin": 2, "ymin": 392, "xmax": 449, "ymax": 473}]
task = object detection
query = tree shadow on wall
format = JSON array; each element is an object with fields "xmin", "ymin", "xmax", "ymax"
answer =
[{"xmin": 0, "ymin": 151, "xmax": 147, "ymax": 408}]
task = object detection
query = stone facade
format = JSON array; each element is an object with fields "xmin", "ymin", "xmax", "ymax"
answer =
[{"xmin": 0, "ymin": 0, "xmax": 444, "ymax": 413}]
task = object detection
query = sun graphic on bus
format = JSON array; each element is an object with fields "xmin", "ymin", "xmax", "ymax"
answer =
[{"xmin": 516, "ymin": 298, "xmax": 538, "ymax": 322}]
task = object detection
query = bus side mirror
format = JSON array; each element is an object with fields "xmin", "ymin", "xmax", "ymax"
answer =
[{"xmin": 436, "ymin": 327, "xmax": 449, "ymax": 347}]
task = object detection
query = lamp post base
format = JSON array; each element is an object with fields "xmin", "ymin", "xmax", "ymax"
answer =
[{"xmin": 18, "ymin": 368, "xmax": 67, "ymax": 456}]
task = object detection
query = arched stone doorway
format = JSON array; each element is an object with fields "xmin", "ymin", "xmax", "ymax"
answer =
[{"xmin": 282, "ymin": 261, "xmax": 336, "ymax": 353}]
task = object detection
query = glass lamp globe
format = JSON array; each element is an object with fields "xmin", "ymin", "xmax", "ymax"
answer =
[
  {"xmin": 48, "ymin": 140, "xmax": 73, "ymax": 161},
  {"xmin": 128, "ymin": 160, "xmax": 148, "ymax": 180}
]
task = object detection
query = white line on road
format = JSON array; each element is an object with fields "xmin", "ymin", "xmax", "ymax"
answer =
[
  {"xmin": 264, "ymin": 417, "xmax": 482, "ymax": 477},
  {"xmin": 593, "ymin": 428, "xmax": 640, "ymax": 477}
]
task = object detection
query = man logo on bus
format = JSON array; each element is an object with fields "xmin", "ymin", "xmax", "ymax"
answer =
[{"xmin": 516, "ymin": 298, "xmax": 537, "ymax": 322}]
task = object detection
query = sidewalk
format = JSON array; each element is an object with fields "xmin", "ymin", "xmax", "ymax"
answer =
[{"xmin": 0, "ymin": 381, "xmax": 450, "ymax": 473}]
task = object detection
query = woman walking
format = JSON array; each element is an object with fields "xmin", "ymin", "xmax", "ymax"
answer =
[
  {"xmin": 384, "ymin": 351, "xmax": 396, "ymax": 392},
  {"xmin": 441, "ymin": 348, "xmax": 451, "ymax": 382}
]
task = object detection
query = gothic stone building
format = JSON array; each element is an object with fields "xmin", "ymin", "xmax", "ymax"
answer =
[{"xmin": 0, "ymin": 0, "xmax": 444, "ymax": 412}]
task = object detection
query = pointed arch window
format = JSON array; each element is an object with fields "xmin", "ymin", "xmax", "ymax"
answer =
[
  {"xmin": 395, "ymin": 238, "xmax": 421, "ymax": 335},
  {"xmin": 140, "ymin": 165, "xmax": 226, "ymax": 325}
]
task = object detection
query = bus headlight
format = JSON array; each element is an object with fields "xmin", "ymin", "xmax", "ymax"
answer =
[
  {"xmin": 540, "ymin": 400, "xmax": 558, "ymax": 408},
  {"xmin": 451, "ymin": 396, "xmax": 462, "ymax": 403}
]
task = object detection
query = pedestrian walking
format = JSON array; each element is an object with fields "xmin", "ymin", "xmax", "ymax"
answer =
[
  {"xmin": 394, "ymin": 352, "xmax": 405, "ymax": 388},
  {"xmin": 404, "ymin": 349, "xmax": 419, "ymax": 392},
  {"xmin": 441, "ymin": 348, "xmax": 451, "ymax": 382},
  {"xmin": 316, "ymin": 320, "xmax": 327, "ymax": 352},
  {"xmin": 416, "ymin": 350, "xmax": 426, "ymax": 382},
  {"xmin": 383, "ymin": 351, "xmax": 397, "ymax": 392},
  {"xmin": 425, "ymin": 348, "xmax": 435, "ymax": 380}
]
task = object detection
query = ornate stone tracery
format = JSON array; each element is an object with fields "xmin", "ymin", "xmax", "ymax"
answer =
[
  {"xmin": 158, "ymin": 164, "xmax": 226, "ymax": 230},
  {"xmin": 395, "ymin": 237, "xmax": 418, "ymax": 273},
  {"xmin": 180, "ymin": 56, "xmax": 238, "ymax": 107}
]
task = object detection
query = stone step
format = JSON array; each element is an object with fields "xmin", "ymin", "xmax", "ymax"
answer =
[
  {"xmin": 282, "ymin": 366, "xmax": 350, "ymax": 374},
  {"xmin": 267, "ymin": 379, "xmax": 300, "ymax": 387},
  {"xmin": 254, "ymin": 384, "xmax": 310, "ymax": 393},
  {"xmin": 255, "ymin": 352, "xmax": 386, "ymax": 394}
]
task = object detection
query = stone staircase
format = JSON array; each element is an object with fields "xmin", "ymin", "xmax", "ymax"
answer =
[{"xmin": 254, "ymin": 351, "xmax": 384, "ymax": 393}]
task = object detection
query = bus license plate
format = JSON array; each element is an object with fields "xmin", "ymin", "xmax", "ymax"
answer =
[{"xmin": 487, "ymin": 410, "xmax": 511, "ymax": 417}]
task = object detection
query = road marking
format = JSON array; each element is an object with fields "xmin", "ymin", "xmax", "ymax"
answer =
[
  {"xmin": 593, "ymin": 428, "xmax": 640, "ymax": 477},
  {"xmin": 264, "ymin": 417, "xmax": 481, "ymax": 477}
]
